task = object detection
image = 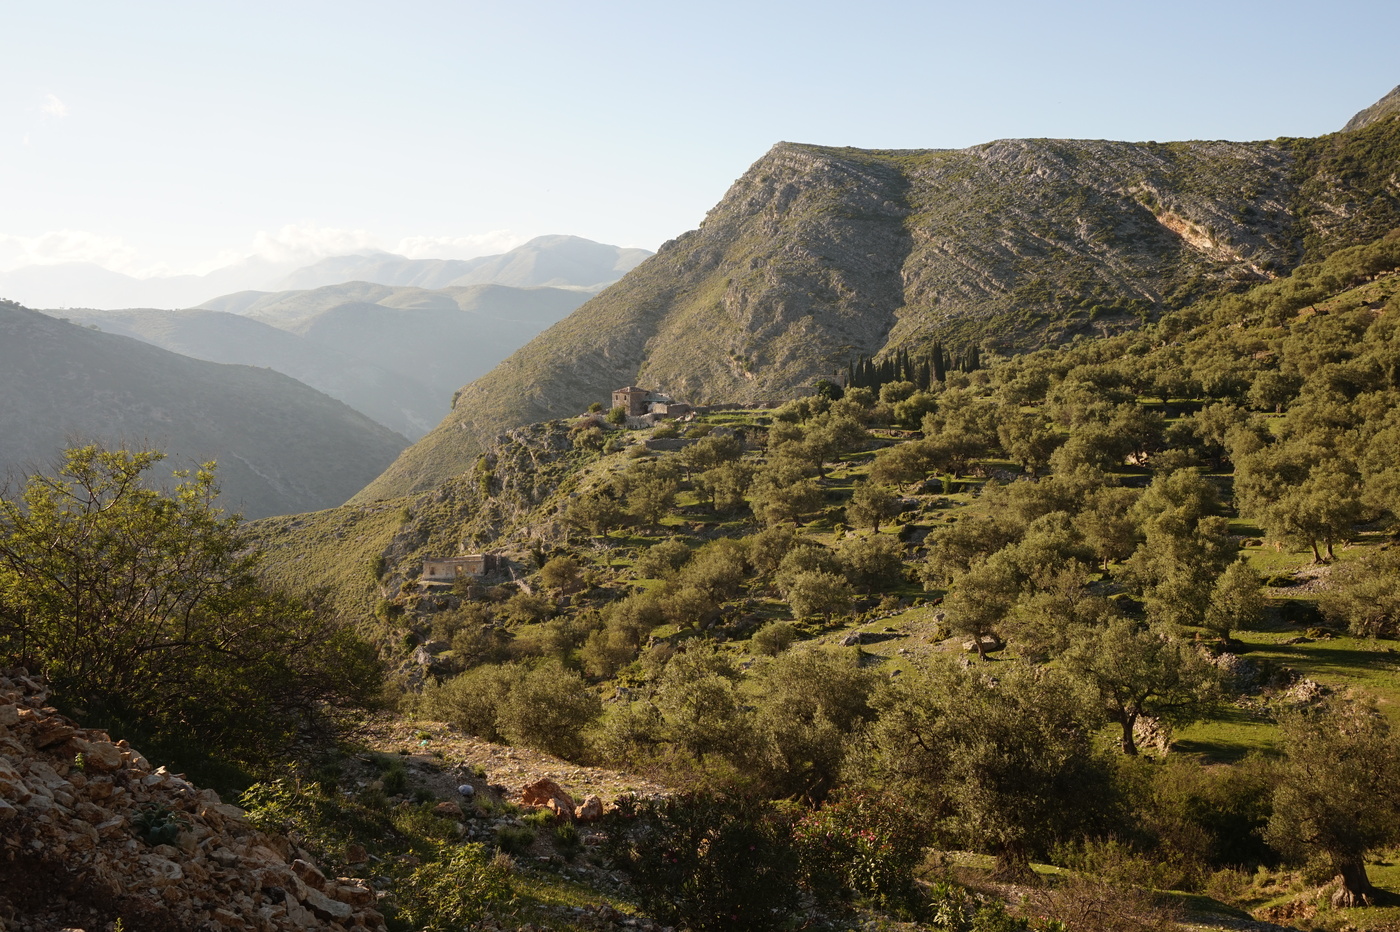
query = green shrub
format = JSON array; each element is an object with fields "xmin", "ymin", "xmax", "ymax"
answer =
[
  {"xmin": 555, "ymin": 821, "xmax": 583, "ymax": 858},
  {"xmin": 602, "ymin": 792, "xmax": 799, "ymax": 932},
  {"xmin": 523, "ymin": 808, "xmax": 556, "ymax": 829},
  {"xmin": 495, "ymin": 824, "xmax": 536, "ymax": 855},
  {"xmin": 381, "ymin": 760, "xmax": 409, "ymax": 796},
  {"xmin": 793, "ymin": 790, "xmax": 928, "ymax": 910},
  {"xmin": 133, "ymin": 804, "xmax": 185, "ymax": 846},
  {"xmin": 922, "ymin": 881, "xmax": 1029, "ymax": 931},
  {"xmin": 495, "ymin": 661, "xmax": 603, "ymax": 760},
  {"xmin": 751, "ymin": 620, "xmax": 796, "ymax": 656},
  {"xmin": 396, "ymin": 843, "xmax": 513, "ymax": 931}
]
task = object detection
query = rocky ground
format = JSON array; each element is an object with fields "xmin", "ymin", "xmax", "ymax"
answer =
[
  {"xmin": 349, "ymin": 717, "xmax": 667, "ymax": 810},
  {"xmin": 0, "ymin": 669, "xmax": 386, "ymax": 932}
]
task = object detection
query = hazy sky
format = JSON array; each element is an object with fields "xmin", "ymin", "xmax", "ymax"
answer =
[{"xmin": 4, "ymin": 0, "xmax": 1397, "ymax": 278}]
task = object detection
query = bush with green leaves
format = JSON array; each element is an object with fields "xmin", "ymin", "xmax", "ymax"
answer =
[
  {"xmin": 750, "ymin": 620, "xmax": 796, "ymax": 656},
  {"xmin": 602, "ymin": 792, "xmax": 799, "ymax": 932},
  {"xmin": 792, "ymin": 790, "xmax": 928, "ymax": 911},
  {"xmin": 133, "ymin": 804, "xmax": 186, "ymax": 846},
  {"xmin": 396, "ymin": 843, "xmax": 514, "ymax": 931},
  {"xmin": 923, "ymin": 881, "xmax": 1029, "ymax": 931},
  {"xmin": 0, "ymin": 446, "xmax": 380, "ymax": 774},
  {"xmin": 494, "ymin": 824, "xmax": 536, "ymax": 855}
]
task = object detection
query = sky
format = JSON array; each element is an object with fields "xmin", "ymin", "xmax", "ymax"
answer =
[{"xmin": 3, "ymin": 0, "xmax": 1398, "ymax": 280}]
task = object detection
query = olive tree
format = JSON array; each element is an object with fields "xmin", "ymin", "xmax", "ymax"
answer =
[
  {"xmin": 1062, "ymin": 619, "xmax": 1221, "ymax": 755},
  {"xmin": 1265, "ymin": 701, "xmax": 1400, "ymax": 907},
  {"xmin": 870, "ymin": 659, "xmax": 1109, "ymax": 878}
]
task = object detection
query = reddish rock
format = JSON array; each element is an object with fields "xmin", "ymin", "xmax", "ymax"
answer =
[
  {"xmin": 433, "ymin": 800, "xmax": 464, "ymax": 819},
  {"xmin": 520, "ymin": 777, "xmax": 575, "ymax": 813},
  {"xmin": 574, "ymin": 794, "xmax": 604, "ymax": 823}
]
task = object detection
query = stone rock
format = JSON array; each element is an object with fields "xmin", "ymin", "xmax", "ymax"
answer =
[
  {"xmin": 0, "ymin": 669, "xmax": 388, "ymax": 931},
  {"xmin": 72, "ymin": 738, "xmax": 123, "ymax": 772},
  {"xmin": 962, "ymin": 634, "xmax": 1005, "ymax": 654},
  {"xmin": 574, "ymin": 794, "xmax": 603, "ymax": 823},
  {"xmin": 291, "ymin": 858, "xmax": 326, "ymax": 890},
  {"xmin": 303, "ymin": 886, "xmax": 354, "ymax": 921},
  {"xmin": 0, "ymin": 757, "xmax": 33, "ymax": 803},
  {"xmin": 433, "ymin": 800, "xmax": 463, "ymax": 819},
  {"xmin": 520, "ymin": 777, "xmax": 574, "ymax": 814},
  {"xmin": 332, "ymin": 881, "xmax": 377, "ymax": 907}
]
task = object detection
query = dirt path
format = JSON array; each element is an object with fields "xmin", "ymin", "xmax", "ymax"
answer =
[{"xmin": 348, "ymin": 716, "xmax": 668, "ymax": 807}]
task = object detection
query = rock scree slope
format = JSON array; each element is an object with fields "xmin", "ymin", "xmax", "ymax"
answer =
[{"xmin": 0, "ymin": 668, "xmax": 386, "ymax": 932}]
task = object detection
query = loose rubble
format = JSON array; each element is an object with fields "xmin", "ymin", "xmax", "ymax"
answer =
[{"xmin": 0, "ymin": 669, "xmax": 386, "ymax": 932}]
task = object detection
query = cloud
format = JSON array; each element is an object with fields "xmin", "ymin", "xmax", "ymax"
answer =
[
  {"xmin": 247, "ymin": 223, "xmax": 382, "ymax": 264},
  {"xmin": 393, "ymin": 231, "xmax": 525, "ymax": 261},
  {"xmin": 0, "ymin": 230, "xmax": 138, "ymax": 274},
  {"xmin": 40, "ymin": 94, "xmax": 68, "ymax": 120},
  {"xmin": 0, "ymin": 224, "xmax": 529, "ymax": 278}
]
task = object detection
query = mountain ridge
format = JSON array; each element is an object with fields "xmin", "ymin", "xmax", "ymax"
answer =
[
  {"xmin": 2, "ymin": 234, "xmax": 652, "ymax": 311},
  {"xmin": 354, "ymin": 111, "xmax": 1400, "ymax": 502},
  {"xmin": 0, "ymin": 300, "xmax": 408, "ymax": 518}
]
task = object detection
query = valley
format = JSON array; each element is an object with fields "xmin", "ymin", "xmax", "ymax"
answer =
[{"xmin": 3, "ymin": 89, "xmax": 1400, "ymax": 932}]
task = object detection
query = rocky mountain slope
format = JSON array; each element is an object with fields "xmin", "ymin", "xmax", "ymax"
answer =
[
  {"xmin": 355, "ymin": 94, "xmax": 1400, "ymax": 502},
  {"xmin": 1343, "ymin": 84, "xmax": 1400, "ymax": 132},
  {"xmin": 0, "ymin": 300, "xmax": 407, "ymax": 519},
  {"xmin": 0, "ymin": 669, "xmax": 386, "ymax": 932},
  {"xmin": 62, "ymin": 283, "xmax": 589, "ymax": 440}
]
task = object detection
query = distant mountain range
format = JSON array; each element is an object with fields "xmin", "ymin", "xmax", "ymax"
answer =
[
  {"xmin": 42, "ymin": 237, "xmax": 652, "ymax": 439},
  {"xmin": 354, "ymin": 87, "xmax": 1400, "ymax": 502},
  {"xmin": 0, "ymin": 300, "xmax": 407, "ymax": 519},
  {"xmin": 1, "ymin": 234, "xmax": 651, "ymax": 311},
  {"xmin": 272, "ymin": 235, "xmax": 652, "ymax": 292}
]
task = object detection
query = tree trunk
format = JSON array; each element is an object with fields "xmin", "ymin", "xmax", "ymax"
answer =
[
  {"xmin": 992, "ymin": 846, "xmax": 1034, "ymax": 883},
  {"xmin": 1119, "ymin": 711, "xmax": 1139, "ymax": 756},
  {"xmin": 1332, "ymin": 857, "xmax": 1379, "ymax": 908}
]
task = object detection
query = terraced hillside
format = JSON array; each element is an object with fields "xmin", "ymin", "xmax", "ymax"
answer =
[{"xmin": 357, "ymin": 102, "xmax": 1400, "ymax": 501}]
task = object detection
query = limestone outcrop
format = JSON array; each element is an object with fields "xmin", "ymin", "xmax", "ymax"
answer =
[{"xmin": 0, "ymin": 669, "xmax": 385, "ymax": 932}]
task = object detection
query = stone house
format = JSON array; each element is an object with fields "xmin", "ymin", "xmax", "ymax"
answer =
[
  {"xmin": 420, "ymin": 554, "xmax": 497, "ymax": 583},
  {"xmin": 611, "ymin": 386, "xmax": 652, "ymax": 417},
  {"xmin": 611, "ymin": 386, "xmax": 687, "ymax": 419}
]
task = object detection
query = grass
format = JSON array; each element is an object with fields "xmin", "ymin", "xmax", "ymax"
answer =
[
  {"xmin": 1235, "ymin": 630, "xmax": 1400, "ymax": 713},
  {"xmin": 1172, "ymin": 620, "xmax": 1400, "ymax": 762},
  {"xmin": 504, "ymin": 867, "xmax": 644, "ymax": 930},
  {"xmin": 1173, "ymin": 704, "xmax": 1279, "ymax": 762}
]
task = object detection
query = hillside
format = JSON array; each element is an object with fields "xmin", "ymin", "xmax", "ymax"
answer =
[
  {"xmin": 355, "ymin": 105, "xmax": 1400, "ymax": 502},
  {"xmin": 0, "ymin": 300, "xmax": 407, "ymax": 519},
  {"xmin": 237, "ymin": 233, "xmax": 1400, "ymax": 928},
  {"xmin": 49, "ymin": 306, "xmax": 442, "ymax": 440},
  {"xmin": 64, "ymin": 283, "xmax": 590, "ymax": 439},
  {"xmin": 1343, "ymin": 84, "xmax": 1400, "ymax": 132}
]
